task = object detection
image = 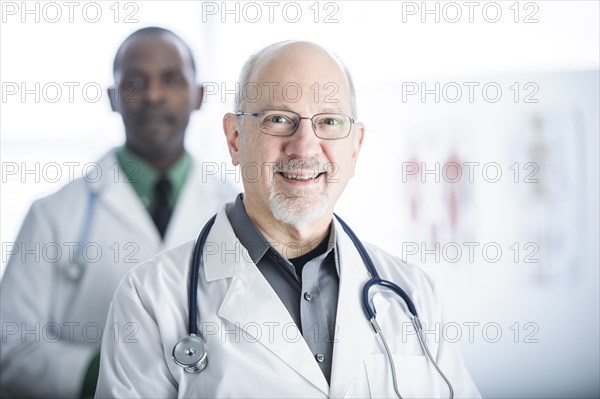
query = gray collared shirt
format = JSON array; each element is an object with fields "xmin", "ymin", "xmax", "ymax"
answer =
[{"xmin": 226, "ymin": 194, "xmax": 339, "ymax": 384}]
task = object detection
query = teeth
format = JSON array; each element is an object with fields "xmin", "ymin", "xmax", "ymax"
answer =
[{"xmin": 281, "ymin": 172, "xmax": 320, "ymax": 180}]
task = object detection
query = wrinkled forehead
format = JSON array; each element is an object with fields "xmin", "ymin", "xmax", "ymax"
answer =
[{"xmin": 248, "ymin": 43, "xmax": 352, "ymax": 111}]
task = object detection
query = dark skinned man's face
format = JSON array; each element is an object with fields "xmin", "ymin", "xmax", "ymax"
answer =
[{"xmin": 109, "ymin": 33, "xmax": 202, "ymax": 170}]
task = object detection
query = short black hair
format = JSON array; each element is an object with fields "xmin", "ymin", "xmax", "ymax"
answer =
[{"xmin": 113, "ymin": 27, "xmax": 196, "ymax": 77}]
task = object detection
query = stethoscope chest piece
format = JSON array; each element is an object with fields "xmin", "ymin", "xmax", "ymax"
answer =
[{"xmin": 172, "ymin": 334, "xmax": 208, "ymax": 373}]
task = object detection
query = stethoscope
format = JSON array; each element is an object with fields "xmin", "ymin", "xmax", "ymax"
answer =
[
  {"xmin": 62, "ymin": 189, "xmax": 98, "ymax": 281},
  {"xmin": 172, "ymin": 214, "xmax": 454, "ymax": 399}
]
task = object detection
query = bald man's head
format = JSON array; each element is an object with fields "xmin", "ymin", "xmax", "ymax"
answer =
[
  {"xmin": 113, "ymin": 27, "xmax": 197, "ymax": 80},
  {"xmin": 236, "ymin": 41, "xmax": 357, "ymax": 117}
]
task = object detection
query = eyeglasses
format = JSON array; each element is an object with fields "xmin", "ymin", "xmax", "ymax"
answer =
[{"xmin": 236, "ymin": 109, "xmax": 355, "ymax": 140}]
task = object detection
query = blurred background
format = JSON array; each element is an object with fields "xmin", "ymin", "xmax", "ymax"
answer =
[{"xmin": 1, "ymin": 1, "xmax": 598, "ymax": 397}]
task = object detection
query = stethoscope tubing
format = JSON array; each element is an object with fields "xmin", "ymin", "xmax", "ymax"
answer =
[
  {"xmin": 188, "ymin": 214, "xmax": 216, "ymax": 335},
  {"xmin": 186, "ymin": 214, "xmax": 419, "ymax": 327},
  {"xmin": 334, "ymin": 214, "xmax": 418, "ymax": 319}
]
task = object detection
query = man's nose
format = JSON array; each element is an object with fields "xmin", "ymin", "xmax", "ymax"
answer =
[
  {"xmin": 284, "ymin": 118, "xmax": 322, "ymax": 159},
  {"xmin": 143, "ymin": 80, "xmax": 166, "ymax": 104}
]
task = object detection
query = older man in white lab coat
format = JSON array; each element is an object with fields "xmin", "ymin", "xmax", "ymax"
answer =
[
  {"xmin": 0, "ymin": 27, "xmax": 235, "ymax": 398},
  {"xmin": 95, "ymin": 41, "xmax": 481, "ymax": 398}
]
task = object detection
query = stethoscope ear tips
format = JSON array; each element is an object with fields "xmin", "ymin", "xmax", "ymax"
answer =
[{"xmin": 172, "ymin": 334, "xmax": 208, "ymax": 373}]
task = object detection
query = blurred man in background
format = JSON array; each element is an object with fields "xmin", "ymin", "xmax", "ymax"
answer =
[{"xmin": 0, "ymin": 27, "xmax": 235, "ymax": 398}]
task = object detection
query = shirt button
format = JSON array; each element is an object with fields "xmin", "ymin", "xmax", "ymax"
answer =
[
  {"xmin": 303, "ymin": 292, "xmax": 312, "ymax": 301},
  {"xmin": 315, "ymin": 353, "xmax": 325, "ymax": 363}
]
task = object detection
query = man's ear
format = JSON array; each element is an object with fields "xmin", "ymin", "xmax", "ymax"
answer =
[
  {"xmin": 107, "ymin": 86, "xmax": 119, "ymax": 112},
  {"xmin": 350, "ymin": 122, "xmax": 365, "ymax": 176},
  {"xmin": 192, "ymin": 85, "xmax": 204, "ymax": 111},
  {"xmin": 223, "ymin": 112, "xmax": 240, "ymax": 166},
  {"xmin": 353, "ymin": 122, "xmax": 365, "ymax": 156}
]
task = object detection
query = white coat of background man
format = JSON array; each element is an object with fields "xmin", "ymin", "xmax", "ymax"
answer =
[
  {"xmin": 96, "ymin": 41, "xmax": 481, "ymax": 398},
  {"xmin": 0, "ymin": 27, "xmax": 235, "ymax": 398}
]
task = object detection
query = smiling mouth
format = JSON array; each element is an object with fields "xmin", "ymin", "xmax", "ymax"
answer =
[
  {"xmin": 273, "ymin": 159, "xmax": 333, "ymax": 184},
  {"xmin": 277, "ymin": 170, "xmax": 328, "ymax": 184}
]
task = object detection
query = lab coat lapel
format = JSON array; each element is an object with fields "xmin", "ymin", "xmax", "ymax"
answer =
[
  {"xmin": 163, "ymin": 160, "xmax": 199, "ymax": 246},
  {"xmin": 211, "ymin": 212, "xmax": 329, "ymax": 395},
  {"xmin": 91, "ymin": 150, "xmax": 159, "ymax": 245},
  {"xmin": 329, "ymin": 218, "xmax": 382, "ymax": 398},
  {"xmin": 164, "ymin": 159, "xmax": 214, "ymax": 247}
]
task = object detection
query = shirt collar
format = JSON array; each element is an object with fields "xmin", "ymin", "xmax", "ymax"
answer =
[
  {"xmin": 115, "ymin": 146, "xmax": 191, "ymax": 210},
  {"xmin": 226, "ymin": 193, "xmax": 338, "ymax": 272},
  {"xmin": 225, "ymin": 194, "xmax": 271, "ymax": 264}
]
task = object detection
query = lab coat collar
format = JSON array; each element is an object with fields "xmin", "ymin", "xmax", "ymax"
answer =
[
  {"xmin": 165, "ymin": 157, "xmax": 219, "ymax": 246},
  {"xmin": 86, "ymin": 149, "xmax": 160, "ymax": 246},
  {"xmin": 203, "ymin": 208, "xmax": 240, "ymax": 281},
  {"xmin": 84, "ymin": 149, "xmax": 212, "ymax": 249},
  {"xmin": 206, "ymin": 207, "xmax": 330, "ymax": 395}
]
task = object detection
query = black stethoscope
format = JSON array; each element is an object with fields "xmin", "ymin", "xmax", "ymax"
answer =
[{"xmin": 172, "ymin": 214, "xmax": 454, "ymax": 398}]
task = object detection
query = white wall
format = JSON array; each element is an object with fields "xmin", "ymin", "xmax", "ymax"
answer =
[{"xmin": 1, "ymin": 1, "xmax": 599, "ymax": 397}]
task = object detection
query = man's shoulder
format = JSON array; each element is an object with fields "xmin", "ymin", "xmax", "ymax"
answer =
[
  {"xmin": 119, "ymin": 239, "xmax": 196, "ymax": 294},
  {"xmin": 361, "ymin": 242, "xmax": 410, "ymax": 265},
  {"xmin": 28, "ymin": 176, "xmax": 89, "ymax": 217},
  {"xmin": 29, "ymin": 150, "xmax": 117, "ymax": 211},
  {"xmin": 361, "ymin": 242, "xmax": 435, "ymax": 290}
]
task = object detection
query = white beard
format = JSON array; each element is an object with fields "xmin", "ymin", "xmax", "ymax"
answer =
[{"xmin": 269, "ymin": 185, "xmax": 329, "ymax": 226}]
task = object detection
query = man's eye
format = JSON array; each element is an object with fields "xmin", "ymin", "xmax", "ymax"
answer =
[
  {"xmin": 267, "ymin": 115, "xmax": 291, "ymax": 124},
  {"xmin": 319, "ymin": 117, "xmax": 341, "ymax": 126},
  {"xmin": 124, "ymin": 77, "xmax": 146, "ymax": 89},
  {"xmin": 164, "ymin": 74, "xmax": 183, "ymax": 86}
]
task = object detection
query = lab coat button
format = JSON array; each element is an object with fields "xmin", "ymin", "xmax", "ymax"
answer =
[
  {"xmin": 65, "ymin": 263, "xmax": 83, "ymax": 280},
  {"xmin": 303, "ymin": 292, "xmax": 312, "ymax": 301},
  {"xmin": 315, "ymin": 353, "xmax": 325, "ymax": 363}
]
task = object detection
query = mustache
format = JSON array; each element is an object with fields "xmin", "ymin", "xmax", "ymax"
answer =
[{"xmin": 272, "ymin": 159, "xmax": 334, "ymax": 174}]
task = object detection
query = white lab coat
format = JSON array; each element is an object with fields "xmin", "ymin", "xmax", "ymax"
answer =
[
  {"xmin": 0, "ymin": 149, "xmax": 236, "ymax": 398},
  {"xmin": 96, "ymin": 206, "xmax": 481, "ymax": 398}
]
